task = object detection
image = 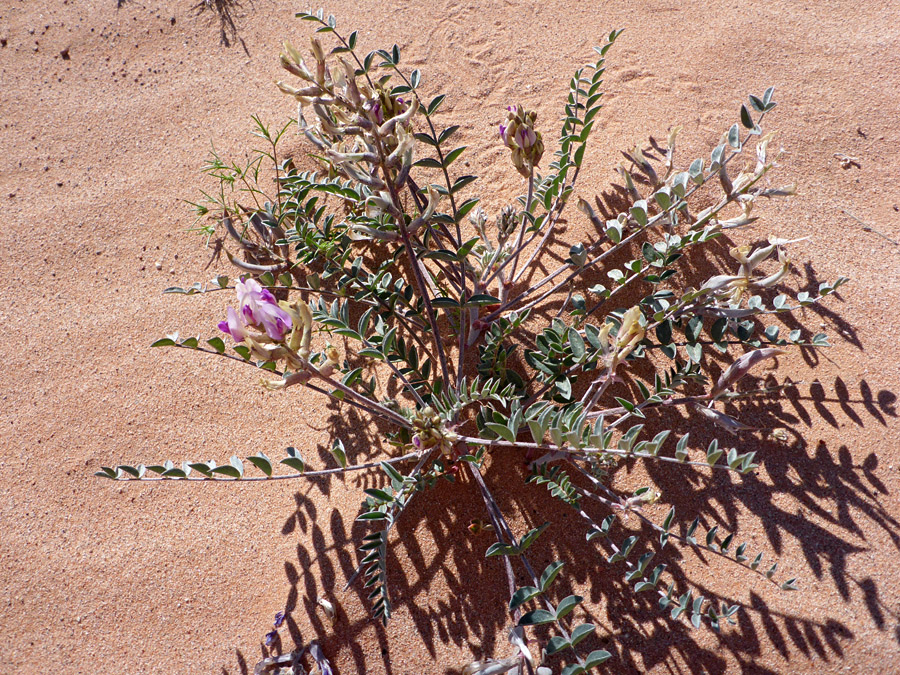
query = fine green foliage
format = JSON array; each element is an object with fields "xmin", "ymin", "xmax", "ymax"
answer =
[{"xmin": 105, "ymin": 10, "xmax": 849, "ymax": 673}]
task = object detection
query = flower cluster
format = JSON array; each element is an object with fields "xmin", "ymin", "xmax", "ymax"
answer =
[
  {"xmin": 589, "ymin": 305, "xmax": 646, "ymax": 370},
  {"xmin": 701, "ymin": 237, "xmax": 798, "ymax": 304},
  {"xmin": 217, "ymin": 280, "xmax": 344, "ymax": 391},
  {"xmin": 277, "ymin": 37, "xmax": 417, "ymax": 194},
  {"xmin": 499, "ymin": 105, "xmax": 544, "ymax": 178},
  {"xmin": 411, "ymin": 406, "xmax": 459, "ymax": 456},
  {"xmin": 218, "ymin": 278, "xmax": 293, "ymax": 343}
]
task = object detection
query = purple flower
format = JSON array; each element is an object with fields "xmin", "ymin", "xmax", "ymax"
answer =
[
  {"xmin": 515, "ymin": 125, "xmax": 536, "ymax": 150},
  {"xmin": 218, "ymin": 306, "xmax": 248, "ymax": 342},
  {"xmin": 273, "ymin": 611, "xmax": 285, "ymax": 628},
  {"xmin": 236, "ymin": 278, "xmax": 293, "ymax": 341},
  {"xmin": 264, "ymin": 630, "xmax": 278, "ymax": 647}
]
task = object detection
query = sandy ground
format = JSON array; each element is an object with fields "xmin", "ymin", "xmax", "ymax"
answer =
[{"xmin": 2, "ymin": 0, "xmax": 900, "ymax": 673}]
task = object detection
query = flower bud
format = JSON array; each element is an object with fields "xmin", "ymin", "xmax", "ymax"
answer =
[
  {"xmin": 500, "ymin": 105, "xmax": 544, "ymax": 177},
  {"xmin": 309, "ymin": 36, "xmax": 325, "ymax": 63},
  {"xmin": 497, "ymin": 205, "xmax": 518, "ymax": 243}
]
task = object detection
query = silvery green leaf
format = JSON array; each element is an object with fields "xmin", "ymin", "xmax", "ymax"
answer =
[
  {"xmin": 663, "ymin": 506, "xmax": 675, "ymax": 532},
  {"xmin": 653, "ymin": 187, "xmax": 672, "ymax": 210},
  {"xmin": 485, "ymin": 542, "xmax": 516, "ymax": 557},
  {"xmin": 727, "ymin": 447, "xmax": 739, "ymax": 468},
  {"xmin": 706, "ymin": 439, "xmax": 723, "ymax": 466},
  {"xmin": 684, "ymin": 342, "xmax": 702, "ymax": 363},
  {"xmin": 555, "ymin": 594, "xmax": 583, "ymax": 619},
  {"xmin": 630, "ymin": 200, "xmax": 648, "ymax": 227},
  {"xmin": 485, "ymin": 423, "xmax": 516, "ymax": 443},
  {"xmin": 570, "ymin": 623, "xmax": 595, "ymax": 646},
  {"xmin": 357, "ymin": 511, "xmax": 389, "ymax": 521},
  {"xmin": 380, "ymin": 462, "xmax": 403, "ymax": 490},
  {"xmin": 206, "ymin": 337, "xmax": 225, "ymax": 354},
  {"xmin": 210, "ymin": 462, "xmax": 241, "ymax": 478},
  {"xmin": 517, "ymin": 523, "xmax": 549, "ymax": 553},
  {"xmin": 509, "ymin": 586, "xmax": 540, "ymax": 612},
  {"xmin": 686, "ymin": 516, "xmax": 700, "ymax": 541},
  {"xmin": 246, "ymin": 452, "xmax": 272, "ymax": 477},
  {"xmin": 569, "ymin": 328, "xmax": 586, "ymax": 360},
  {"xmin": 540, "ymin": 561, "xmax": 565, "ymax": 591},
  {"xmin": 583, "ymin": 650, "xmax": 612, "ymax": 668},
  {"xmin": 281, "ymin": 447, "xmax": 306, "ymax": 473},
  {"xmin": 618, "ymin": 424, "xmax": 644, "ymax": 453},
  {"xmin": 649, "ymin": 430, "xmax": 670, "ymax": 456},
  {"xmin": 528, "ymin": 420, "xmax": 545, "ymax": 445},
  {"xmin": 518, "ymin": 609, "xmax": 556, "ymax": 626},
  {"xmin": 727, "ymin": 123, "xmax": 741, "ymax": 149},
  {"xmin": 189, "ymin": 462, "xmax": 213, "ymax": 477},
  {"xmin": 740, "ymin": 104, "xmax": 754, "ymax": 129},
  {"xmin": 605, "ymin": 219, "xmax": 623, "ymax": 243},
  {"xmin": 365, "ymin": 489, "xmax": 393, "ymax": 508},
  {"xmin": 331, "ymin": 439, "xmax": 347, "ymax": 468},
  {"xmin": 561, "ymin": 665, "xmax": 585, "ymax": 675},
  {"xmin": 545, "ymin": 636, "xmax": 570, "ymax": 655}
]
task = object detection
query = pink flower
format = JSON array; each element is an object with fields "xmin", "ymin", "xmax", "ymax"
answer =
[
  {"xmin": 218, "ymin": 306, "xmax": 248, "ymax": 342},
  {"xmin": 225, "ymin": 278, "xmax": 294, "ymax": 342}
]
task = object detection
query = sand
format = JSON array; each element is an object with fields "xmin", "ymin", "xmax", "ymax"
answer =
[{"xmin": 2, "ymin": 0, "xmax": 899, "ymax": 673}]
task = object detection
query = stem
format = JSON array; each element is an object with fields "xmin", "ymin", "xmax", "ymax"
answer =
[
  {"xmin": 300, "ymin": 356, "xmax": 413, "ymax": 428},
  {"xmin": 483, "ymin": 115, "xmax": 772, "ymax": 324},
  {"xmin": 467, "ymin": 462, "xmax": 586, "ymax": 671},
  {"xmin": 167, "ymin": 343, "xmax": 407, "ymax": 427},
  {"xmin": 110, "ymin": 452, "xmax": 420, "ymax": 482},
  {"xmin": 376, "ymin": 143, "xmax": 452, "ymax": 387},
  {"xmin": 459, "ymin": 436, "xmax": 749, "ymax": 474},
  {"xmin": 388, "ymin": 65, "xmax": 469, "ymax": 391},
  {"xmin": 506, "ymin": 165, "xmax": 535, "ymax": 284},
  {"xmin": 343, "ymin": 448, "xmax": 437, "ymax": 591},
  {"xmin": 466, "ymin": 463, "xmax": 522, "ymax": 622},
  {"xmin": 568, "ymin": 463, "xmax": 781, "ymax": 587}
]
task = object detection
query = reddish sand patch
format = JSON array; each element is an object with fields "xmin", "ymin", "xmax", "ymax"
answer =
[{"xmin": 1, "ymin": 1, "xmax": 899, "ymax": 673}]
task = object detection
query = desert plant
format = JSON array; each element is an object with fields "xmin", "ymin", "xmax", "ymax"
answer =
[{"xmin": 100, "ymin": 10, "xmax": 849, "ymax": 674}]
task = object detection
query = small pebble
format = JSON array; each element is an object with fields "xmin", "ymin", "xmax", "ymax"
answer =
[{"xmin": 155, "ymin": 261, "xmax": 162, "ymax": 270}]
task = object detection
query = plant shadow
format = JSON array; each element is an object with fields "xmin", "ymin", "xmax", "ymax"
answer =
[
  {"xmin": 235, "ymin": 138, "xmax": 887, "ymax": 675},
  {"xmin": 237, "ymin": 363, "xmax": 897, "ymax": 674},
  {"xmin": 191, "ymin": 0, "xmax": 250, "ymax": 54}
]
